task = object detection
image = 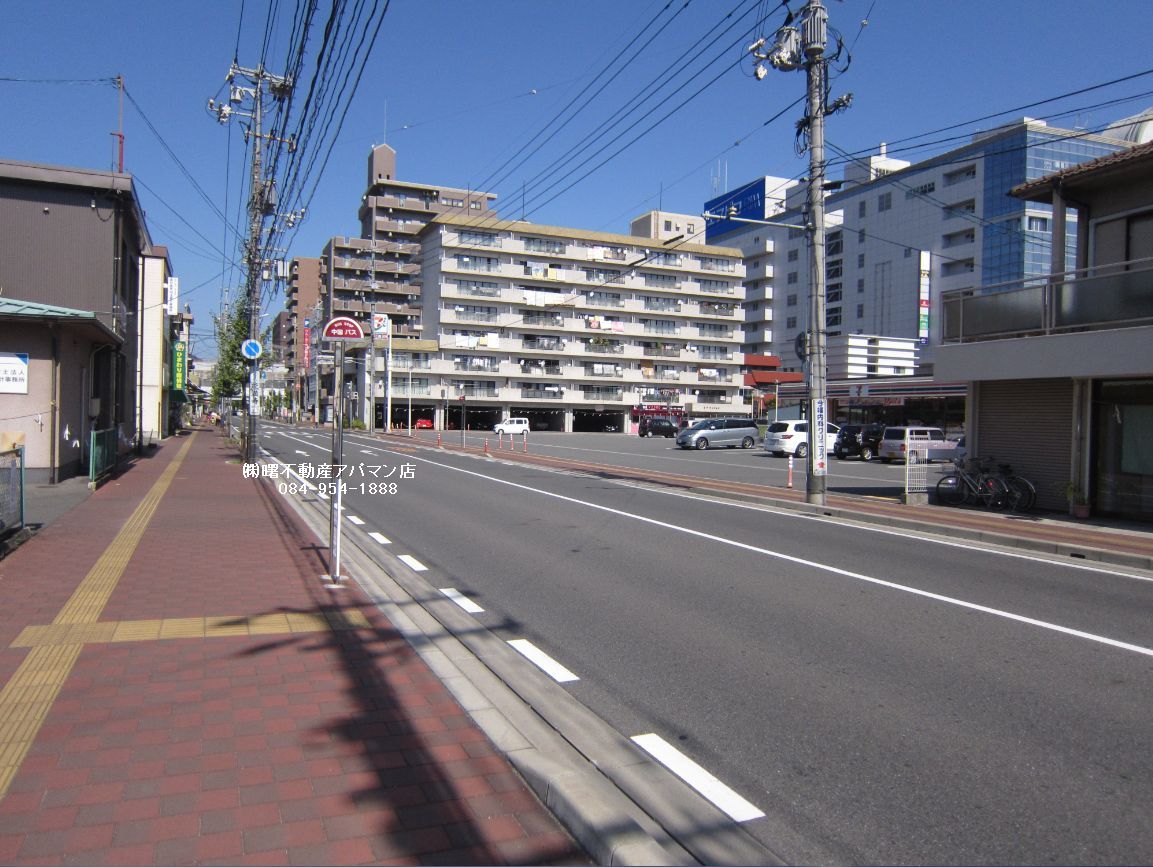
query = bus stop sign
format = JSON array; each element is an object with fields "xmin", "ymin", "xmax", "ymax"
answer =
[{"xmin": 322, "ymin": 316, "xmax": 365, "ymax": 340}]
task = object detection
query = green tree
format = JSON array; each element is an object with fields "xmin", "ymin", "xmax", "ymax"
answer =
[{"xmin": 212, "ymin": 296, "xmax": 251, "ymax": 404}]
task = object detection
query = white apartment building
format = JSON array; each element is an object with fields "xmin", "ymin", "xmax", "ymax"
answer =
[{"xmin": 412, "ymin": 215, "xmax": 746, "ymax": 432}]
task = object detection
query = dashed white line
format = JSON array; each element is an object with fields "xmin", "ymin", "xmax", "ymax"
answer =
[
  {"xmin": 440, "ymin": 588, "xmax": 485, "ymax": 614},
  {"xmin": 368, "ymin": 532, "xmax": 391, "ymax": 545},
  {"xmin": 347, "ymin": 515, "xmax": 365, "ymax": 525},
  {"xmin": 397, "ymin": 554, "xmax": 427, "ymax": 571},
  {"xmin": 507, "ymin": 639, "xmax": 579, "ymax": 683},
  {"xmin": 631, "ymin": 733, "xmax": 765, "ymax": 823}
]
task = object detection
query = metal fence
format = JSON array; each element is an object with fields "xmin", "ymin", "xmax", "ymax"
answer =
[
  {"xmin": 904, "ymin": 430, "xmax": 933, "ymax": 503},
  {"xmin": 89, "ymin": 428, "xmax": 119, "ymax": 485},
  {"xmin": 0, "ymin": 447, "xmax": 24, "ymax": 540}
]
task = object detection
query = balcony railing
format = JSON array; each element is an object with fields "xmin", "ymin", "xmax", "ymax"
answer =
[
  {"xmin": 585, "ymin": 341, "xmax": 625, "ymax": 354},
  {"xmin": 941, "ymin": 259, "xmax": 1153, "ymax": 343},
  {"xmin": 521, "ymin": 387, "xmax": 564, "ymax": 399},
  {"xmin": 582, "ymin": 388, "xmax": 623, "ymax": 401},
  {"xmin": 643, "ymin": 345, "xmax": 681, "ymax": 358}
]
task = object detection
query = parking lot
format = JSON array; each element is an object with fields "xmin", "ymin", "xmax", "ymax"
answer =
[{"xmin": 453, "ymin": 429, "xmax": 931, "ymax": 499}]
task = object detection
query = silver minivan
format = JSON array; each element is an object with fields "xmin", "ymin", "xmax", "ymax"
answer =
[{"xmin": 675, "ymin": 417, "xmax": 760, "ymax": 450}]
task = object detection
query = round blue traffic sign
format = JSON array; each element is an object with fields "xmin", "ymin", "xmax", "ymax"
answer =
[{"xmin": 241, "ymin": 339, "xmax": 263, "ymax": 360}]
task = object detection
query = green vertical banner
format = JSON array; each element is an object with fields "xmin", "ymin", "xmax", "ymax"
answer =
[{"xmin": 172, "ymin": 341, "xmax": 187, "ymax": 390}]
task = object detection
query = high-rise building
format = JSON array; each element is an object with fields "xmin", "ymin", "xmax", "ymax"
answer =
[{"xmin": 707, "ymin": 119, "xmax": 1137, "ymax": 377}]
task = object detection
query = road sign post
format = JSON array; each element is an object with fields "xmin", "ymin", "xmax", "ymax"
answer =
[{"xmin": 320, "ymin": 317, "xmax": 365, "ymax": 585}]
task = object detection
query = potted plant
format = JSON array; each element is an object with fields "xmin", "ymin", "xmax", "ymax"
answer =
[{"xmin": 1065, "ymin": 482, "xmax": 1090, "ymax": 519}]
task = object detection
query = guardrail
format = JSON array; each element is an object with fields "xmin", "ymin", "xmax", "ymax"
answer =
[{"xmin": 0, "ymin": 447, "xmax": 24, "ymax": 540}]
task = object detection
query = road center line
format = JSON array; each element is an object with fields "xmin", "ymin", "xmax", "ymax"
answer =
[{"xmin": 374, "ymin": 449, "xmax": 1153, "ymax": 660}]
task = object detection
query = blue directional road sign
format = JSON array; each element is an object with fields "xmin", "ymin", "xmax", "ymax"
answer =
[{"xmin": 241, "ymin": 339, "xmax": 263, "ymax": 360}]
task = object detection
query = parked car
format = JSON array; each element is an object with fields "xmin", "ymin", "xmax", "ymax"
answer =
[
  {"xmin": 494, "ymin": 417, "xmax": 530, "ymax": 436},
  {"xmin": 675, "ymin": 417, "xmax": 761, "ymax": 450},
  {"xmin": 876, "ymin": 426, "xmax": 956, "ymax": 463},
  {"xmin": 638, "ymin": 417, "xmax": 678, "ymax": 438},
  {"xmin": 413, "ymin": 418, "xmax": 433, "ymax": 429},
  {"xmin": 763, "ymin": 420, "xmax": 840, "ymax": 458},
  {"xmin": 833, "ymin": 422, "xmax": 886, "ymax": 461}
]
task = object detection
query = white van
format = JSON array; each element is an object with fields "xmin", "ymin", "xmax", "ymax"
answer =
[{"xmin": 494, "ymin": 417, "xmax": 529, "ymax": 436}]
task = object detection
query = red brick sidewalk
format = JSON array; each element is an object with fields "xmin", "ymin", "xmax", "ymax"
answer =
[{"xmin": 0, "ymin": 427, "xmax": 586, "ymax": 865}]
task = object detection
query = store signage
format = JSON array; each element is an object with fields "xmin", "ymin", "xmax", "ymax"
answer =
[
  {"xmin": 0, "ymin": 353, "xmax": 29, "ymax": 394},
  {"xmin": 172, "ymin": 341, "xmax": 187, "ymax": 390},
  {"xmin": 918, "ymin": 250, "xmax": 931, "ymax": 345}
]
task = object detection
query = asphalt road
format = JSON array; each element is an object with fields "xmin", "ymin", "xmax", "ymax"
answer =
[{"xmin": 259, "ymin": 422, "xmax": 1153, "ymax": 865}]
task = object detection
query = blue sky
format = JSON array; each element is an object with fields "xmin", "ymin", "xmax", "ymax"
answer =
[{"xmin": 5, "ymin": 0, "xmax": 1153, "ymax": 359}]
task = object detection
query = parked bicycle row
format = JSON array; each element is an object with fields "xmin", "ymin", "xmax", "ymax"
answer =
[{"xmin": 935, "ymin": 456, "xmax": 1037, "ymax": 512}]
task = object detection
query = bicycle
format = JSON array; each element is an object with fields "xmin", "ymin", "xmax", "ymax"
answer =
[
  {"xmin": 993, "ymin": 462, "xmax": 1037, "ymax": 513},
  {"xmin": 935, "ymin": 457, "xmax": 1010, "ymax": 509}
]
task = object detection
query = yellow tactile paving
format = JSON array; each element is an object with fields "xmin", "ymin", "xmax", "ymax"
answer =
[
  {"xmin": 0, "ymin": 436, "xmax": 196, "ymax": 799},
  {"xmin": 10, "ymin": 610, "xmax": 370, "ymax": 649}
]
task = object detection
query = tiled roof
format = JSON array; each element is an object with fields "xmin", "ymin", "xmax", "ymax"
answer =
[{"xmin": 1011, "ymin": 139, "xmax": 1153, "ymax": 198}]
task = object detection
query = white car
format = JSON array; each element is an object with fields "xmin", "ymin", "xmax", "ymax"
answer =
[
  {"xmin": 494, "ymin": 417, "xmax": 530, "ymax": 436},
  {"xmin": 876, "ymin": 426, "xmax": 957, "ymax": 463},
  {"xmin": 763, "ymin": 420, "xmax": 840, "ymax": 458}
]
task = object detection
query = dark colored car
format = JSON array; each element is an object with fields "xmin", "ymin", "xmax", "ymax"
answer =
[
  {"xmin": 638, "ymin": 417, "xmax": 678, "ymax": 438},
  {"xmin": 834, "ymin": 422, "xmax": 885, "ymax": 461}
]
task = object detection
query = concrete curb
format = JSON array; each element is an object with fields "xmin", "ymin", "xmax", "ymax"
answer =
[{"xmin": 266, "ymin": 457, "xmax": 758, "ymax": 865}]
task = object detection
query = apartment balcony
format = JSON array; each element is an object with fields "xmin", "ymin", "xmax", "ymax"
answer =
[
  {"xmin": 581, "ymin": 387, "xmax": 623, "ymax": 401},
  {"xmin": 584, "ymin": 340, "xmax": 626, "ymax": 354},
  {"xmin": 443, "ymin": 282, "xmax": 502, "ymax": 298},
  {"xmin": 443, "ymin": 310, "xmax": 500, "ymax": 324},
  {"xmin": 642, "ymin": 344, "xmax": 682, "ymax": 358},
  {"xmin": 389, "ymin": 384, "xmax": 433, "ymax": 397},
  {"xmin": 697, "ymin": 302, "xmax": 738, "ymax": 317},
  {"xmin": 519, "ymin": 364, "xmax": 563, "ymax": 377},
  {"xmin": 522, "ymin": 313, "xmax": 567, "ymax": 328},
  {"xmin": 523, "ymin": 239, "xmax": 569, "ymax": 255},
  {"xmin": 936, "ymin": 261, "xmax": 1153, "ymax": 382},
  {"xmin": 521, "ymin": 386, "xmax": 565, "ymax": 399},
  {"xmin": 520, "ymin": 338, "xmax": 567, "ymax": 353},
  {"xmin": 942, "ymin": 263, "xmax": 1153, "ymax": 342},
  {"xmin": 454, "ymin": 360, "xmax": 501, "ymax": 373}
]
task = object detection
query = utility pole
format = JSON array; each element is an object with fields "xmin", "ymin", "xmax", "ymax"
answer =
[
  {"xmin": 208, "ymin": 63, "xmax": 295, "ymax": 463},
  {"xmin": 750, "ymin": 0, "xmax": 850, "ymax": 506}
]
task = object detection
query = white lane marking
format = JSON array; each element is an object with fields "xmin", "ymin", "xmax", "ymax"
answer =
[
  {"xmin": 295, "ymin": 449, "xmax": 309, "ymax": 456},
  {"xmin": 347, "ymin": 515, "xmax": 365, "ymax": 525},
  {"xmin": 631, "ymin": 733, "xmax": 765, "ymax": 823},
  {"xmin": 621, "ymin": 483, "xmax": 1153, "ymax": 583},
  {"xmin": 376, "ymin": 451, "xmax": 1153, "ymax": 660},
  {"xmin": 440, "ymin": 588, "xmax": 485, "ymax": 614},
  {"xmin": 507, "ymin": 639, "xmax": 579, "ymax": 683},
  {"xmin": 397, "ymin": 554, "xmax": 427, "ymax": 571},
  {"xmin": 361, "ymin": 449, "xmax": 378, "ymax": 455},
  {"xmin": 368, "ymin": 532, "xmax": 391, "ymax": 545}
]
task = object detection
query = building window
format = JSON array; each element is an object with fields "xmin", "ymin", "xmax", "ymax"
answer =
[
  {"xmin": 857, "ymin": 278, "xmax": 865, "ymax": 293},
  {"xmin": 1025, "ymin": 215, "xmax": 1050, "ymax": 232},
  {"xmin": 858, "ymin": 228, "xmax": 866, "ymax": 243},
  {"xmin": 857, "ymin": 253, "xmax": 865, "ymax": 268},
  {"xmin": 786, "ymin": 316, "xmax": 797, "ymax": 329},
  {"xmin": 905, "ymin": 181, "xmax": 936, "ymax": 199},
  {"xmin": 858, "ymin": 200, "xmax": 866, "ymax": 218},
  {"xmin": 827, "ymin": 285, "xmax": 842, "ymax": 303},
  {"xmin": 856, "ymin": 303, "xmax": 864, "ymax": 318},
  {"xmin": 787, "ymin": 248, "xmax": 799, "ymax": 262},
  {"xmin": 943, "ymin": 164, "xmax": 977, "ymax": 186},
  {"xmin": 827, "ymin": 261, "xmax": 843, "ymax": 279},
  {"xmin": 878, "ymin": 192, "xmax": 892, "ymax": 212},
  {"xmin": 826, "ymin": 310, "xmax": 841, "ymax": 327},
  {"xmin": 786, "ymin": 294, "xmax": 797, "ymax": 307},
  {"xmin": 787, "ymin": 271, "xmax": 798, "ymax": 285}
]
